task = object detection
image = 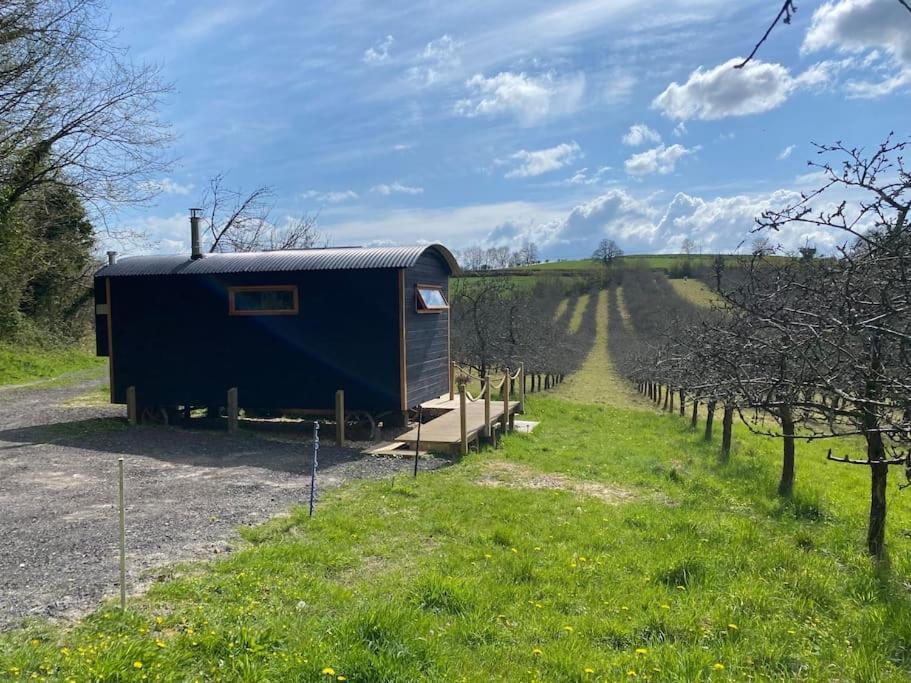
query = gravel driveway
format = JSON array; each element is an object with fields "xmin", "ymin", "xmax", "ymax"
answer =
[{"xmin": 0, "ymin": 376, "xmax": 446, "ymax": 630}]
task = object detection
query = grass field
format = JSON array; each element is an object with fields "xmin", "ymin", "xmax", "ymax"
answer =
[
  {"xmin": 567, "ymin": 293, "xmax": 591, "ymax": 335},
  {"xmin": 3, "ymin": 291, "xmax": 911, "ymax": 681},
  {"xmin": 667, "ymin": 279, "xmax": 721, "ymax": 308},
  {"xmin": 525, "ymin": 254, "xmax": 722, "ymax": 273},
  {"xmin": 0, "ymin": 342, "xmax": 105, "ymax": 387}
]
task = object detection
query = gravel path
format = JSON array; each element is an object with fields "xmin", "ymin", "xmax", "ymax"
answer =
[{"xmin": 0, "ymin": 377, "xmax": 447, "ymax": 630}]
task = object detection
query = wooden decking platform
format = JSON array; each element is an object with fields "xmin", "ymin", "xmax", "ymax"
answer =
[{"xmin": 396, "ymin": 395, "xmax": 521, "ymax": 454}]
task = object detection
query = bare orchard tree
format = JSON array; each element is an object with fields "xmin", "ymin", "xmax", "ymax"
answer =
[
  {"xmin": 751, "ymin": 135, "xmax": 911, "ymax": 558},
  {"xmin": 0, "ymin": 0, "xmax": 172, "ymax": 223},
  {"xmin": 199, "ymin": 174, "xmax": 322, "ymax": 253}
]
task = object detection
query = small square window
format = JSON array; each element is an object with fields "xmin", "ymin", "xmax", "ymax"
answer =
[
  {"xmin": 229, "ymin": 286, "xmax": 299, "ymax": 316},
  {"xmin": 416, "ymin": 284, "xmax": 448, "ymax": 312}
]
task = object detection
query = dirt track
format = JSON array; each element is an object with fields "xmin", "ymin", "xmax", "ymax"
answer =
[{"xmin": 0, "ymin": 377, "xmax": 445, "ymax": 630}]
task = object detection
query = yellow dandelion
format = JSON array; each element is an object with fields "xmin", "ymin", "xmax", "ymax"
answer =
[
  {"xmin": 321, "ymin": 667, "xmax": 335, "ymax": 676},
  {"xmin": 30, "ymin": 639, "xmax": 40, "ymax": 647},
  {"xmin": 627, "ymin": 670, "xmax": 637, "ymax": 677},
  {"xmin": 155, "ymin": 639, "xmax": 166, "ymax": 648},
  {"xmin": 620, "ymin": 606, "xmax": 629, "ymax": 611},
  {"xmin": 635, "ymin": 648, "xmax": 648, "ymax": 655},
  {"xmin": 563, "ymin": 625, "xmax": 574, "ymax": 633},
  {"xmin": 133, "ymin": 661, "xmax": 143, "ymax": 669},
  {"xmin": 484, "ymin": 553, "xmax": 492, "ymax": 559},
  {"xmin": 584, "ymin": 668, "xmax": 595, "ymax": 674},
  {"xmin": 713, "ymin": 663, "xmax": 725, "ymax": 671},
  {"xmin": 511, "ymin": 547, "xmax": 518, "ymax": 553},
  {"xmin": 337, "ymin": 677, "xmax": 347, "ymax": 682},
  {"xmin": 155, "ymin": 616, "xmax": 164, "ymax": 625},
  {"xmin": 728, "ymin": 623, "xmax": 738, "ymax": 630},
  {"xmin": 660, "ymin": 604, "xmax": 670, "ymax": 610},
  {"xmin": 532, "ymin": 648, "xmax": 543, "ymax": 656}
]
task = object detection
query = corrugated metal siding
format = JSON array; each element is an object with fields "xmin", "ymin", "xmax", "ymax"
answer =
[
  {"xmin": 105, "ymin": 269, "xmax": 401, "ymax": 411},
  {"xmin": 404, "ymin": 252, "xmax": 451, "ymax": 407},
  {"xmin": 96, "ymin": 245, "xmax": 460, "ymax": 277}
]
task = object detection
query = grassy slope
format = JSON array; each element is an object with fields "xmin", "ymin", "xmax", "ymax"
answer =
[
  {"xmin": 667, "ymin": 279, "xmax": 720, "ymax": 308},
  {"xmin": 3, "ymin": 289, "xmax": 911, "ymax": 681},
  {"xmin": 0, "ymin": 342, "xmax": 104, "ymax": 387},
  {"xmin": 566, "ymin": 293, "xmax": 591, "ymax": 335},
  {"xmin": 554, "ymin": 290, "xmax": 646, "ymax": 409}
]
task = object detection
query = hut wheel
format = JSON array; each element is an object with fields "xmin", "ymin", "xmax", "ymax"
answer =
[
  {"xmin": 140, "ymin": 406, "xmax": 169, "ymax": 426},
  {"xmin": 348, "ymin": 410, "xmax": 377, "ymax": 441}
]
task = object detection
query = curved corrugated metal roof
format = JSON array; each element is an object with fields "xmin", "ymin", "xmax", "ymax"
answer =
[{"xmin": 96, "ymin": 244, "xmax": 461, "ymax": 277}]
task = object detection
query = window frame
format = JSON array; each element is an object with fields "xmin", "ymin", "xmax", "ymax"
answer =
[
  {"xmin": 415, "ymin": 283, "xmax": 449, "ymax": 314},
  {"xmin": 228, "ymin": 285, "xmax": 299, "ymax": 316}
]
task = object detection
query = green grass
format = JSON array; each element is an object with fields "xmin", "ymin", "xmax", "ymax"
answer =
[
  {"xmin": 2, "ymin": 297, "xmax": 911, "ymax": 681},
  {"xmin": 667, "ymin": 279, "xmax": 721, "ymax": 308},
  {"xmin": 3, "ymin": 401, "xmax": 911, "ymax": 680},
  {"xmin": 0, "ymin": 342, "xmax": 105, "ymax": 387},
  {"xmin": 567, "ymin": 293, "xmax": 591, "ymax": 334}
]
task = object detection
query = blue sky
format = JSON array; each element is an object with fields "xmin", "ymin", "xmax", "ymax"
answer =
[{"xmin": 108, "ymin": 0, "xmax": 911, "ymax": 259}]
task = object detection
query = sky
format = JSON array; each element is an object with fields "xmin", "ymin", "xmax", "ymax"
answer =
[{"xmin": 107, "ymin": 0, "xmax": 911, "ymax": 260}]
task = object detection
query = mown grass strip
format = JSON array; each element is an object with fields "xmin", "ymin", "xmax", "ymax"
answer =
[
  {"xmin": 552, "ymin": 297, "xmax": 571, "ymax": 323},
  {"xmin": 668, "ymin": 278, "xmax": 721, "ymax": 308},
  {"xmin": 567, "ymin": 293, "xmax": 591, "ymax": 334}
]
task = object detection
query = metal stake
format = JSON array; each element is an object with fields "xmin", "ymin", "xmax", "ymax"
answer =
[
  {"xmin": 309, "ymin": 421, "xmax": 319, "ymax": 516},
  {"xmin": 117, "ymin": 457, "xmax": 126, "ymax": 610},
  {"xmin": 414, "ymin": 406, "xmax": 423, "ymax": 477}
]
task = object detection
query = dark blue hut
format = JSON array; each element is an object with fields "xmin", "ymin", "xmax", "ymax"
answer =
[{"xmin": 93, "ymin": 244, "xmax": 460, "ymax": 422}]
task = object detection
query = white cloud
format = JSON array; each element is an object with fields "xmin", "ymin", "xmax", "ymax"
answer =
[
  {"xmin": 301, "ymin": 189, "xmax": 359, "ymax": 204},
  {"xmin": 652, "ymin": 58, "xmax": 837, "ymax": 121},
  {"xmin": 603, "ymin": 68, "xmax": 638, "ymax": 104},
  {"xmin": 564, "ymin": 166, "xmax": 612, "ymax": 185},
  {"xmin": 504, "ymin": 141, "xmax": 582, "ymax": 179},
  {"xmin": 139, "ymin": 178, "xmax": 193, "ymax": 196},
  {"xmin": 801, "ymin": 0, "xmax": 911, "ymax": 98},
  {"xmin": 371, "ymin": 182, "xmax": 424, "ymax": 196},
  {"xmin": 482, "ymin": 187, "xmax": 845, "ymax": 258},
  {"xmin": 624, "ymin": 143, "xmax": 697, "ymax": 176},
  {"xmin": 455, "ymin": 71, "xmax": 586, "ymax": 125},
  {"xmin": 622, "ymin": 123, "xmax": 662, "ymax": 147},
  {"xmin": 363, "ymin": 35, "xmax": 394, "ymax": 64},
  {"xmin": 803, "ymin": 0, "xmax": 911, "ymax": 65},
  {"xmin": 406, "ymin": 35, "xmax": 461, "ymax": 86},
  {"xmin": 777, "ymin": 144, "xmax": 796, "ymax": 160}
]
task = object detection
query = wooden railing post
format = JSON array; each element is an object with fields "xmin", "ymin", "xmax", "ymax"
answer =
[
  {"xmin": 501, "ymin": 369, "xmax": 510, "ymax": 432},
  {"xmin": 459, "ymin": 383, "xmax": 468, "ymax": 455},
  {"xmin": 126, "ymin": 386, "xmax": 137, "ymax": 426},
  {"xmin": 483, "ymin": 376, "xmax": 491, "ymax": 438},
  {"xmin": 449, "ymin": 361, "xmax": 456, "ymax": 400},
  {"xmin": 227, "ymin": 387, "xmax": 238, "ymax": 434},
  {"xmin": 518, "ymin": 363, "xmax": 526, "ymax": 414},
  {"xmin": 335, "ymin": 389, "xmax": 345, "ymax": 446}
]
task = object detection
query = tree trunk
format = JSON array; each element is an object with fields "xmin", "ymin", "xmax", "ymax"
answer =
[
  {"xmin": 679, "ymin": 389, "xmax": 685, "ymax": 416},
  {"xmin": 690, "ymin": 400, "xmax": 699, "ymax": 429},
  {"xmin": 869, "ymin": 460, "xmax": 888, "ymax": 559},
  {"xmin": 720, "ymin": 405, "xmax": 734, "ymax": 462},
  {"xmin": 704, "ymin": 401, "xmax": 716, "ymax": 441},
  {"xmin": 662, "ymin": 386, "xmax": 670, "ymax": 411},
  {"xmin": 778, "ymin": 407, "xmax": 795, "ymax": 497}
]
